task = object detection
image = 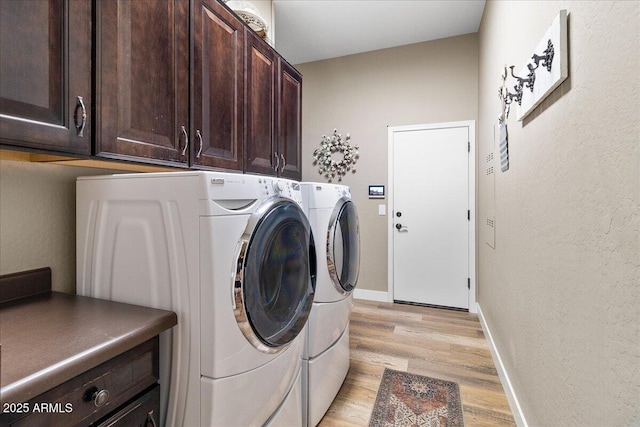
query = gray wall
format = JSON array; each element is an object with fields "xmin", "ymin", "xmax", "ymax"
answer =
[
  {"xmin": 297, "ymin": 33, "xmax": 479, "ymax": 293},
  {"xmin": 0, "ymin": 160, "xmax": 127, "ymax": 293},
  {"xmin": 477, "ymin": 1, "xmax": 639, "ymax": 425}
]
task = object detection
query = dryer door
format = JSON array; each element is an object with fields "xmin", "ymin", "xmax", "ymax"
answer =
[
  {"xmin": 327, "ymin": 198, "xmax": 360, "ymax": 295},
  {"xmin": 234, "ymin": 197, "xmax": 316, "ymax": 354}
]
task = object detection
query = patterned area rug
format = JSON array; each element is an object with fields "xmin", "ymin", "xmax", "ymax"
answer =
[{"xmin": 369, "ymin": 368, "xmax": 464, "ymax": 427}]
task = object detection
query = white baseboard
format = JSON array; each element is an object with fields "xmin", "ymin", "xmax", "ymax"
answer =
[
  {"xmin": 476, "ymin": 303, "xmax": 528, "ymax": 427},
  {"xmin": 353, "ymin": 288, "xmax": 389, "ymax": 302}
]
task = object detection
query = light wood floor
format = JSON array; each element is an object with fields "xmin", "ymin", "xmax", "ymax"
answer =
[{"xmin": 318, "ymin": 299, "xmax": 515, "ymax": 427}]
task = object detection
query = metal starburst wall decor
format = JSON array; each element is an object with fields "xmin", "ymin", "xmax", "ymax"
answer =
[{"xmin": 313, "ymin": 129, "xmax": 359, "ymax": 182}]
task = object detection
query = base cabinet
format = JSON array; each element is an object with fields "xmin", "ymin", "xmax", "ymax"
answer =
[
  {"xmin": 93, "ymin": 385, "xmax": 160, "ymax": 427},
  {"xmin": 0, "ymin": 339, "xmax": 160, "ymax": 427}
]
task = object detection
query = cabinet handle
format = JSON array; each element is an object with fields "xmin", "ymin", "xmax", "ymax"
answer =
[
  {"xmin": 74, "ymin": 96, "xmax": 87, "ymax": 137},
  {"xmin": 145, "ymin": 409, "xmax": 158, "ymax": 427},
  {"xmin": 274, "ymin": 152, "xmax": 280, "ymax": 171},
  {"xmin": 196, "ymin": 130, "xmax": 203, "ymax": 158},
  {"xmin": 91, "ymin": 388, "xmax": 110, "ymax": 407},
  {"xmin": 280, "ymin": 154, "xmax": 286, "ymax": 173},
  {"xmin": 179, "ymin": 126, "xmax": 188, "ymax": 156}
]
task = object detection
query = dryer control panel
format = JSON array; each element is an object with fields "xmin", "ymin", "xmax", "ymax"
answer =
[
  {"xmin": 259, "ymin": 178, "xmax": 304, "ymax": 206},
  {"xmin": 338, "ymin": 186, "xmax": 351, "ymax": 199}
]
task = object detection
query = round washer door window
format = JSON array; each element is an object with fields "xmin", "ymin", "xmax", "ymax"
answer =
[
  {"xmin": 234, "ymin": 197, "xmax": 316, "ymax": 353},
  {"xmin": 327, "ymin": 198, "xmax": 360, "ymax": 294}
]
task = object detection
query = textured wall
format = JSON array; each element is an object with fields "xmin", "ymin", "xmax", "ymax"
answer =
[
  {"xmin": 478, "ymin": 1, "xmax": 639, "ymax": 425},
  {"xmin": 297, "ymin": 34, "xmax": 479, "ymax": 293},
  {"xmin": 0, "ymin": 160, "xmax": 126, "ymax": 293}
]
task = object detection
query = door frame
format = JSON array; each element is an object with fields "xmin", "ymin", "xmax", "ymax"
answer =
[{"xmin": 387, "ymin": 121, "xmax": 476, "ymax": 313}]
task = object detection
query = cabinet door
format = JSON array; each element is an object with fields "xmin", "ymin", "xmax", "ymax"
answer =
[
  {"xmin": 277, "ymin": 60, "xmax": 303, "ymax": 180},
  {"xmin": 95, "ymin": 384, "xmax": 160, "ymax": 427},
  {"xmin": 95, "ymin": 0, "xmax": 190, "ymax": 166},
  {"xmin": 0, "ymin": 0, "xmax": 91, "ymax": 154},
  {"xmin": 191, "ymin": 0, "xmax": 244, "ymax": 171},
  {"xmin": 244, "ymin": 29, "xmax": 277, "ymax": 176}
]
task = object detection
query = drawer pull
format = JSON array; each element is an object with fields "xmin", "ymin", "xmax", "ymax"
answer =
[{"xmin": 91, "ymin": 388, "xmax": 110, "ymax": 407}]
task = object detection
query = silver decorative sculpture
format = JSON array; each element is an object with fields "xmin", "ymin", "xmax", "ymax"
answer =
[{"xmin": 313, "ymin": 129, "xmax": 359, "ymax": 182}]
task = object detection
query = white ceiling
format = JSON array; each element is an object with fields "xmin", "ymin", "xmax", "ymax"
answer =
[{"xmin": 273, "ymin": 0, "xmax": 486, "ymax": 65}]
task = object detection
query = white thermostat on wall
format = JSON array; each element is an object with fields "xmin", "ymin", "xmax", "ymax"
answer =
[{"xmin": 368, "ymin": 185, "xmax": 385, "ymax": 199}]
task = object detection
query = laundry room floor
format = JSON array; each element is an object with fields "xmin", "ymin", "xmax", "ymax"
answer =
[{"xmin": 319, "ymin": 299, "xmax": 515, "ymax": 427}]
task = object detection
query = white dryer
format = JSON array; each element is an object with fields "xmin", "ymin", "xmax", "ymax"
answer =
[
  {"xmin": 77, "ymin": 172, "xmax": 316, "ymax": 427},
  {"xmin": 300, "ymin": 182, "xmax": 360, "ymax": 427}
]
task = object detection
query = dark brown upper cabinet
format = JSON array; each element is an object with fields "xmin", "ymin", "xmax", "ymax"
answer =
[
  {"xmin": 244, "ymin": 30, "xmax": 302, "ymax": 180},
  {"xmin": 94, "ymin": 0, "xmax": 190, "ymax": 167},
  {"xmin": 0, "ymin": 0, "xmax": 91, "ymax": 154},
  {"xmin": 1, "ymin": 0, "xmax": 299, "ymax": 177},
  {"xmin": 95, "ymin": 0, "xmax": 244, "ymax": 171},
  {"xmin": 191, "ymin": 0, "xmax": 244, "ymax": 171},
  {"xmin": 245, "ymin": 29, "xmax": 277, "ymax": 176},
  {"xmin": 277, "ymin": 61, "xmax": 302, "ymax": 180}
]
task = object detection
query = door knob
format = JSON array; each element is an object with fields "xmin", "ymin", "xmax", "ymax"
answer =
[
  {"xmin": 395, "ymin": 223, "xmax": 402, "ymax": 230},
  {"xmin": 396, "ymin": 223, "xmax": 408, "ymax": 231}
]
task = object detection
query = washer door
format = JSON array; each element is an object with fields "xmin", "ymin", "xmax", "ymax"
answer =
[
  {"xmin": 234, "ymin": 197, "xmax": 316, "ymax": 354},
  {"xmin": 327, "ymin": 198, "xmax": 360, "ymax": 295}
]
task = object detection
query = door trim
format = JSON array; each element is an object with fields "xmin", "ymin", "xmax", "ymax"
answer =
[{"xmin": 387, "ymin": 121, "xmax": 476, "ymax": 313}]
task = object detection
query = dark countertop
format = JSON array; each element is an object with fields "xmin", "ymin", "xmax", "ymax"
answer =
[{"xmin": 0, "ymin": 291, "xmax": 177, "ymax": 405}]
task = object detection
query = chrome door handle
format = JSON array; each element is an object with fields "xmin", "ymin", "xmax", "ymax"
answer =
[
  {"xmin": 74, "ymin": 96, "xmax": 87, "ymax": 137},
  {"xmin": 280, "ymin": 154, "xmax": 286, "ymax": 173},
  {"xmin": 179, "ymin": 125, "xmax": 188, "ymax": 156},
  {"xmin": 145, "ymin": 410, "xmax": 158, "ymax": 427},
  {"xmin": 195, "ymin": 130, "xmax": 203, "ymax": 158},
  {"xmin": 395, "ymin": 223, "xmax": 408, "ymax": 232},
  {"xmin": 274, "ymin": 152, "xmax": 280, "ymax": 171}
]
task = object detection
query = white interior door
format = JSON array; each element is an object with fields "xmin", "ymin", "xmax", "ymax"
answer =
[{"xmin": 391, "ymin": 125, "xmax": 469, "ymax": 309}]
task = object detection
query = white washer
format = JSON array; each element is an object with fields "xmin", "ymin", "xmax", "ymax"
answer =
[
  {"xmin": 77, "ymin": 171, "xmax": 316, "ymax": 427},
  {"xmin": 300, "ymin": 182, "xmax": 360, "ymax": 427}
]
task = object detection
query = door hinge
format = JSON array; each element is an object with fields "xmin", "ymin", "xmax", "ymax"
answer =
[
  {"xmin": 468, "ymin": 278, "xmax": 470, "ymax": 289},
  {"xmin": 468, "ymin": 141, "xmax": 471, "ymax": 152},
  {"xmin": 467, "ymin": 210, "xmax": 470, "ymax": 221}
]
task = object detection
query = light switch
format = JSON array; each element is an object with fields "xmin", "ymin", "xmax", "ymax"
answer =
[{"xmin": 378, "ymin": 204, "xmax": 386, "ymax": 216}]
